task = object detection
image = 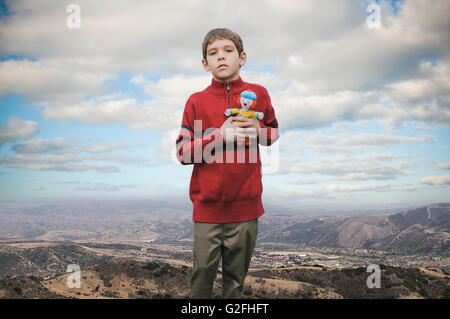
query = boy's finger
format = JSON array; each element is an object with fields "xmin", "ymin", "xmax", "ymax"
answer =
[
  {"xmin": 236, "ymin": 128, "xmax": 257, "ymax": 135},
  {"xmin": 236, "ymin": 133, "xmax": 256, "ymax": 140},
  {"xmin": 237, "ymin": 130, "xmax": 257, "ymax": 136},
  {"xmin": 236, "ymin": 122, "xmax": 255, "ymax": 128}
]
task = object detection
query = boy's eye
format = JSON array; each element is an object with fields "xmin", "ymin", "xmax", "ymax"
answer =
[{"xmin": 209, "ymin": 51, "xmax": 216, "ymax": 55}]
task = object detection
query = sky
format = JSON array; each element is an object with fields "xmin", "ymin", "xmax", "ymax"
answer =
[{"xmin": 0, "ymin": 0, "xmax": 449, "ymax": 211}]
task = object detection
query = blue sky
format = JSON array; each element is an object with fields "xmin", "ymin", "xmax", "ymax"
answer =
[{"xmin": 0, "ymin": 0, "xmax": 449, "ymax": 211}]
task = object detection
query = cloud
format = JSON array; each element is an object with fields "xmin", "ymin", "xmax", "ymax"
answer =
[
  {"xmin": 40, "ymin": 94, "xmax": 183, "ymax": 131},
  {"xmin": 85, "ymin": 154, "xmax": 157, "ymax": 167},
  {"xmin": 0, "ymin": 58, "xmax": 110, "ymax": 103},
  {"xmin": 12, "ymin": 137, "xmax": 130, "ymax": 155},
  {"xmin": 131, "ymin": 74, "xmax": 211, "ymax": 108},
  {"xmin": 278, "ymin": 1, "xmax": 449, "ymax": 92},
  {"xmin": 319, "ymin": 183, "xmax": 392, "ymax": 193},
  {"xmin": 12, "ymin": 137, "xmax": 69, "ymax": 153},
  {"xmin": 0, "ymin": 116, "xmax": 38, "ymax": 145},
  {"xmin": 418, "ymin": 175, "xmax": 450, "ymax": 185},
  {"xmin": 52, "ymin": 181, "xmax": 80, "ymax": 184},
  {"xmin": 0, "ymin": 153, "xmax": 119, "ymax": 172},
  {"xmin": 0, "ymin": 0, "xmax": 363, "ymax": 74},
  {"xmin": 437, "ymin": 162, "xmax": 450, "ymax": 170},
  {"xmin": 75, "ymin": 182, "xmax": 138, "ymax": 192},
  {"xmin": 2, "ymin": 136, "xmax": 156, "ymax": 172},
  {"xmin": 271, "ymin": 77, "xmax": 449, "ymax": 131},
  {"xmin": 285, "ymin": 178, "xmax": 322, "ymax": 185},
  {"xmin": 386, "ymin": 59, "xmax": 450, "ymax": 105},
  {"xmin": 278, "ymin": 154, "xmax": 415, "ymax": 181},
  {"xmin": 61, "ymin": 143, "xmax": 126, "ymax": 154},
  {"xmin": 267, "ymin": 181, "xmax": 422, "ymax": 206},
  {"xmin": 35, "ymin": 72, "xmax": 220, "ymax": 131},
  {"xmin": 305, "ymin": 133, "xmax": 435, "ymax": 153},
  {"xmin": 272, "ymin": 89, "xmax": 380, "ymax": 130},
  {"xmin": 270, "ymin": 86, "xmax": 447, "ymax": 132},
  {"xmin": 275, "ymin": 182, "xmax": 395, "ymax": 201}
]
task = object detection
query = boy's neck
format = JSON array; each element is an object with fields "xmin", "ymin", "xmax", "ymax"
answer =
[
  {"xmin": 211, "ymin": 75, "xmax": 242, "ymax": 85},
  {"xmin": 212, "ymin": 73, "xmax": 240, "ymax": 83}
]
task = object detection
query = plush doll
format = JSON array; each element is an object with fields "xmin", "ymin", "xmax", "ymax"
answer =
[{"xmin": 225, "ymin": 90, "xmax": 264, "ymax": 146}]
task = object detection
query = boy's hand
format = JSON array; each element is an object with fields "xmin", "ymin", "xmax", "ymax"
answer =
[
  {"xmin": 220, "ymin": 117, "xmax": 238, "ymax": 143},
  {"xmin": 220, "ymin": 117, "xmax": 260, "ymax": 143},
  {"xmin": 233, "ymin": 117, "xmax": 260, "ymax": 142}
]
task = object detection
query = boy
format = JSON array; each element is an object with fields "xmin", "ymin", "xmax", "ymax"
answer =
[{"xmin": 175, "ymin": 28, "xmax": 279, "ymax": 299}]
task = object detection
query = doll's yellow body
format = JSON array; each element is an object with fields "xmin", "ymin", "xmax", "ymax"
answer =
[{"xmin": 229, "ymin": 108, "xmax": 260, "ymax": 119}]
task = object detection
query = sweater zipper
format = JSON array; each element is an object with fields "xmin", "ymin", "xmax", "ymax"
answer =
[{"xmin": 226, "ymin": 82, "xmax": 230, "ymax": 108}]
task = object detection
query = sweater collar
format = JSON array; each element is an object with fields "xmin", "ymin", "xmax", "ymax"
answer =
[{"xmin": 209, "ymin": 76, "xmax": 245, "ymax": 95}]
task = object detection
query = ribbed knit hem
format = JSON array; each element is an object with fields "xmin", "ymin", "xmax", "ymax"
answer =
[{"xmin": 192, "ymin": 198, "xmax": 265, "ymax": 223}]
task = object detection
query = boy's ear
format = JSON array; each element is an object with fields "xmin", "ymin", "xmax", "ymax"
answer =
[
  {"xmin": 202, "ymin": 58, "xmax": 210, "ymax": 72},
  {"xmin": 239, "ymin": 51, "xmax": 247, "ymax": 68}
]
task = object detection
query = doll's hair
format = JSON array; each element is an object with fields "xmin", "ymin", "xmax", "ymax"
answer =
[{"xmin": 202, "ymin": 28, "xmax": 244, "ymax": 60}]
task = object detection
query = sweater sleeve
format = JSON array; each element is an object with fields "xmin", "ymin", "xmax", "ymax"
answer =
[
  {"xmin": 258, "ymin": 88, "xmax": 279, "ymax": 146},
  {"xmin": 175, "ymin": 96, "xmax": 224, "ymax": 165}
]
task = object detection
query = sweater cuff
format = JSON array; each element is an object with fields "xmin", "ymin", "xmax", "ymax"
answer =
[{"xmin": 258, "ymin": 124, "xmax": 277, "ymax": 146}]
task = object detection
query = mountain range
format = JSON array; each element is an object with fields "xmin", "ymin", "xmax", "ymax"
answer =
[
  {"xmin": 0, "ymin": 201, "xmax": 449, "ymax": 254},
  {"xmin": 259, "ymin": 203, "xmax": 450, "ymax": 254}
]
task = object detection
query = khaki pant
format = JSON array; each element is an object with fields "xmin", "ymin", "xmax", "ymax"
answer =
[{"xmin": 191, "ymin": 218, "xmax": 258, "ymax": 299}]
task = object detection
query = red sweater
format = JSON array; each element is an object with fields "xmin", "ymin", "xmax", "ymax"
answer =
[{"xmin": 175, "ymin": 76, "xmax": 279, "ymax": 223}]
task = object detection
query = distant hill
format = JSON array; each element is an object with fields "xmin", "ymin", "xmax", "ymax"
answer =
[
  {"xmin": 0, "ymin": 243, "xmax": 115, "ymax": 278},
  {"xmin": 258, "ymin": 203, "xmax": 450, "ymax": 254},
  {"xmin": 0, "ymin": 259, "xmax": 448, "ymax": 299}
]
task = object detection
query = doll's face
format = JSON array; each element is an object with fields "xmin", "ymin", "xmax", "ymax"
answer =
[{"xmin": 240, "ymin": 97, "xmax": 253, "ymax": 110}]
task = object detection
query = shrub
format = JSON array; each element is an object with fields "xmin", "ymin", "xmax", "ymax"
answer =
[
  {"xmin": 243, "ymin": 287, "xmax": 252, "ymax": 296},
  {"xmin": 142, "ymin": 262, "xmax": 160, "ymax": 271},
  {"xmin": 137, "ymin": 290, "xmax": 146, "ymax": 296}
]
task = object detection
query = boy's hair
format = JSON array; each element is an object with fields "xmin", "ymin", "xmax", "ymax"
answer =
[{"xmin": 202, "ymin": 28, "xmax": 244, "ymax": 60}]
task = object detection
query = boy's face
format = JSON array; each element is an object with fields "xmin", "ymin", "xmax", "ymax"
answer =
[{"xmin": 202, "ymin": 38, "xmax": 246, "ymax": 83}]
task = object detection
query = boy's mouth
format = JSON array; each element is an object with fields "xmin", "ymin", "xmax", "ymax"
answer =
[{"xmin": 218, "ymin": 64, "xmax": 228, "ymax": 69}]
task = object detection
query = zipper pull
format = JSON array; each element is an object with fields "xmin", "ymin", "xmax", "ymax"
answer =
[{"xmin": 226, "ymin": 82, "xmax": 230, "ymax": 107}]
